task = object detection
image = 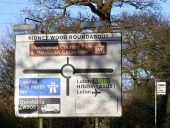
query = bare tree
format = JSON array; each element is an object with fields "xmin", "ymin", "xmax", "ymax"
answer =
[
  {"xmin": 0, "ymin": 41, "xmax": 15, "ymax": 95},
  {"xmin": 119, "ymin": 13, "xmax": 169, "ymax": 92},
  {"xmin": 26, "ymin": 0, "xmax": 166, "ymax": 32}
]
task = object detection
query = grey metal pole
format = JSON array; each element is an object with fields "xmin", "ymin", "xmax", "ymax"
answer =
[
  {"xmin": 95, "ymin": 118, "xmax": 99, "ymax": 128},
  {"xmin": 39, "ymin": 118, "xmax": 43, "ymax": 128},
  {"xmin": 155, "ymin": 80, "xmax": 157, "ymax": 128}
]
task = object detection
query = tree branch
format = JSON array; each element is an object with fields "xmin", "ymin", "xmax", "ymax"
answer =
[
  {"xmin": 121, "ymin": 0, "xmax": 154, "ymax": 9},
  {"xmin": 85, "ymin": 3, "xmax": 110, "ymax": 22}
]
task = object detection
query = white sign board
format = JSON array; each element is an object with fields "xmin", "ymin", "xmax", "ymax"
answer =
[
  {"xmin": 15, "ymin": 33, "xmax": 122, "ymax": 117},
  {"xmin": 157, "ymin": 82, "xmax": 166, "ymax": 95}
]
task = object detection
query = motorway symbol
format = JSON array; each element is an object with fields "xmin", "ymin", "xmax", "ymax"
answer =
[{"xmin": 48, "ymin": 82, "xmax": 59, "ymax": 94}]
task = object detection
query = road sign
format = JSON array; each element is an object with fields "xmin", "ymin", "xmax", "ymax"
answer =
[
  {"xmin": 19, "ymin": 98, "xmax": 60, "ymax": 114},
  {"xmin": 15, "ymin": 33, "xmax": 122, "ymax": 117},
  {"xmin": 157, "ymin": 82, "xmax": 166, "ymax": 95},
  {"xmin": 19, "ymin": 78, "xmax": 60, "ymax": 96}
]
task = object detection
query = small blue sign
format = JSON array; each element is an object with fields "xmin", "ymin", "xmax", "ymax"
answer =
[{"xmin": 19, "ymin": 78, "xmax": 60, "ymax": 96}]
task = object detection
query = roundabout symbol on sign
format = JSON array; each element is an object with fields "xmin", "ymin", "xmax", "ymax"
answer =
[{"xmin": 23, "ymin": 57, "xmax": 114, "ymax": 96}]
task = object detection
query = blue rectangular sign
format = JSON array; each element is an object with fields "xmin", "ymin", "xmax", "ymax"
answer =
[{"xmin": 19, "ymin": 78, "xmax": 60, "ymax": 96}]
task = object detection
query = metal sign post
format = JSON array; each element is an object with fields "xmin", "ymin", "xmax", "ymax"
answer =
[
  {"xmin": 155, "ymin": 80, "xmax": 157, "ymax": 128},
  {"xmin": 38, "ymin": 118, "xmax": 43, "ymax": 128},
  {"xmin": 95, "ymin": 118, "xmax": 99, "ymax": 128}
]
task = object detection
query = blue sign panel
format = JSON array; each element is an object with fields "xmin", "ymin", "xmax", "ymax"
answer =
[{"xmin": 19, "ymin": 78, "xmax": 60, "ymax": 96}]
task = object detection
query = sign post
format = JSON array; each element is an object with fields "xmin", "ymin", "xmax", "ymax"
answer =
[
  {"xmin": 15, "ymin": 33, "xmax": 122, "ymax": 118},
  {"xmin": 39, "ymin": 118, "xmax": 43, "ymax": 128},
  {"xmin": 155, "ymin": 80, "xmax": 157, "ymax": 128}
]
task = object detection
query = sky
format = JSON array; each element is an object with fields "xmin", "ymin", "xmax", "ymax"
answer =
[{"xmin": 0, "ymin": 0, "xmax": 170, "ymax": 37}]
